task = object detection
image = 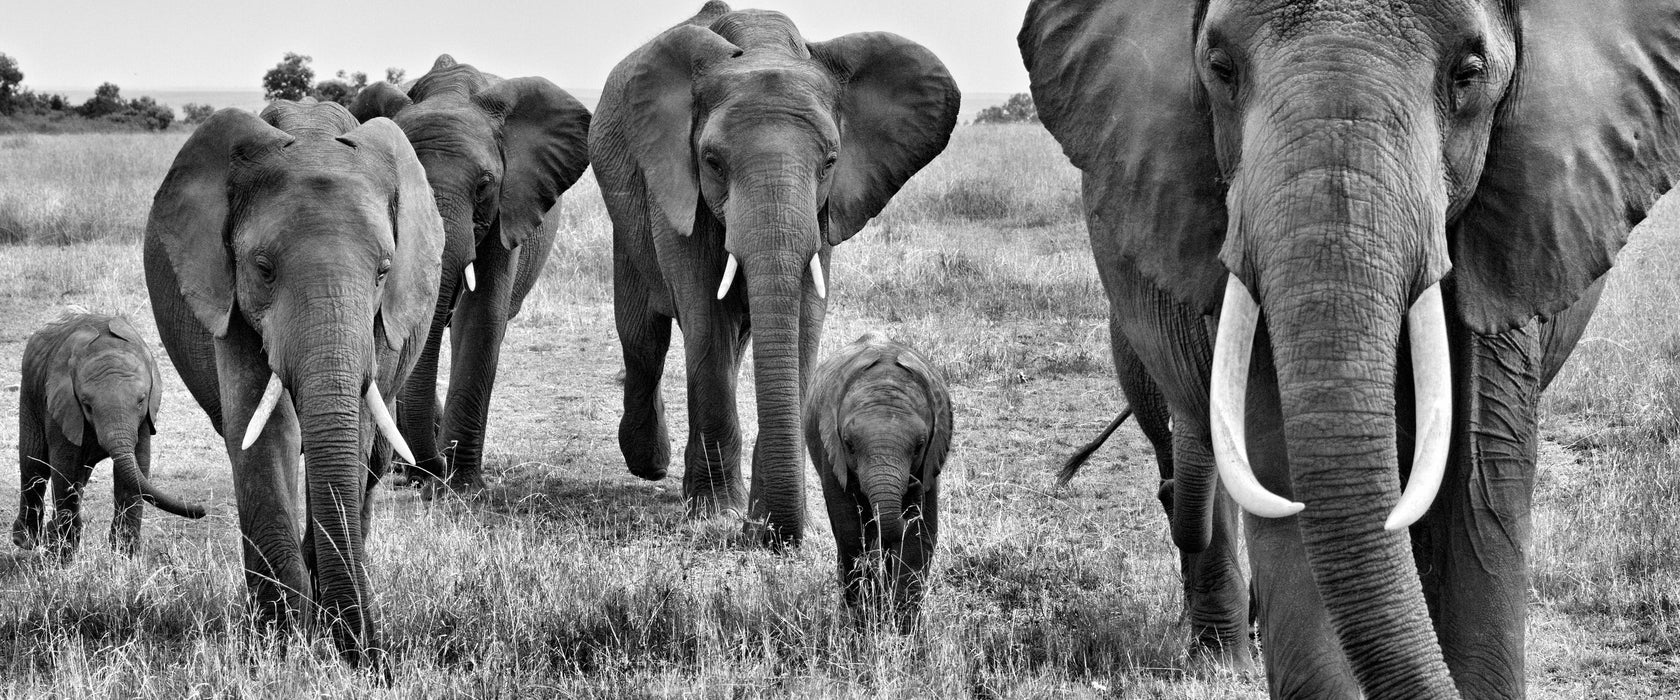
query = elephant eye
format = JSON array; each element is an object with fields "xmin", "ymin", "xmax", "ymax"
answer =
[
  {"xmin": 1453, "ymin": 54, "xmax": 1487, "ymax": 85},
  {"xmin": 253, "ymin": 254, "xmax": 276, "ymax": 283},
  {"xmin": 820, "ymin": 153, "xmax": 838, "ymax": 179},
  {"xmin": 703, "ymin": 151, "xmax": 724, "ymax": 176},
  {"xmin": 1207, "ymin": 48, "xmax": 1237, "ymax": 88},
  {"xmin": 377, "ymin": 258, "xmax": 392, "ymax": 283}
]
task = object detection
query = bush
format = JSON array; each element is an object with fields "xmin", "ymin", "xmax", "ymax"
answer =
[
  {"xmin": 77, "ymin": 82, "xmax": 125, "ymax": 119},
  {"xmin": 263, "ymin": 52, "xmax": 315, "ymax": 101},
  {"xmin": 122, "ymin": 96, "xmax": 174, "ymax": 131},
  {"xmin": 974, "ymin": 93, "xmax": 1038, "ymax": 125},
  {"xmin": 181, "ymin": 103, "xmax": 215, "ymax": 125}
]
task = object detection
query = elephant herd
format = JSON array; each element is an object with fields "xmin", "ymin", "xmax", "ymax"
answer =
[{"xmin": 11, "ymin": 1, "xmax": 1680, "ymax": 698}]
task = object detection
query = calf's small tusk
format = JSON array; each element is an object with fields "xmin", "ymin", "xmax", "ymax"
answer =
[
  {"xmin": 364, "ymin": 382, "xmax": 417, "ymax": 465},
  {"xmin": 241, "ymin": 374, "xmax": 286, "ymax": 450},
  {"xmin": 464, "ymin": 263, "xmax": 477, "ymax": 293},
  {"xmin": 1385, "ymin": 283, "xmax": 1452, "ymax": 531},
  {"xmin": 716, "ymin": 254, "xmax": 739, "ymax": 300},
  {"xmin": 1210, "ymin": 275, "xmax": 1305, "ymax": 518},
  {"xmin": 809, "ymin": 255, "xmax": 827, "ymax": 299}
]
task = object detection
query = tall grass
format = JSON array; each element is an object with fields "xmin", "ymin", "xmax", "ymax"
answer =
[{"xmin": 0, "ymin": 133, "xmax": 188, "ymax": 245}]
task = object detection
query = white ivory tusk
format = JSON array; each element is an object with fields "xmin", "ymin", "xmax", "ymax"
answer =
[
  {"xmin": 1210, "ymin": 275, "xmax": 1306, "ymax": 518},
  {"xmin": 716, "ymin": 254, "xmax": 739, "ymax": 300},
  {"xmin": 1385, "ymin": 283, "xmax": 1452, "ymax": 531},
  {"xmin": 809, "ymin": 255, "xmax": 827, "ymax": 299},
  {"xmin": 463, "ymin": 263, "xmax": 477, "ymax": 293},
  {"xmin": 241, "ymin": 374, "xmax": 285, "ymax": 450},
  {"xmin": 364, "ymin": 382, "xmax": 417, "ymax": 465}
]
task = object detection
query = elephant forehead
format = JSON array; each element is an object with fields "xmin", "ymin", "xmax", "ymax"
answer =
[
  {"xmin": 78, "ymin": 347, "xmax": 149, "ymax": 385},
  {"xmin": 702, "ymin": 61, "xmax": 837, "ymax": 110},
  {"xmin": 840, "ymin": 367, "xmax": 932, "ymax": 414}
]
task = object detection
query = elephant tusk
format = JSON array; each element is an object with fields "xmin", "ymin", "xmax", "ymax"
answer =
[
  {"xmin": 1385, "ymin": 283, "xmax": 1452, "ymax": 531},
  {"xmin": 364, "ymin": 382, "xmax": 417, "ymax": 465},
  {"xmin": 716, "ymin": 254, "xmax": 739, "ymax": 300},
  {"xmin": 1210, "ymin": 275, "xmax": 1305, "ymax": 519},
  {"xmin": 464, "ymin": 263, "xmax": 477, "ymax": 293},
  {"xmin": 240, "ymin": 374, "xmax": 285, "ymax": 450},
  {"xmin": 809, "ymin": 255, "xmax": 827, "ymax": 299}
]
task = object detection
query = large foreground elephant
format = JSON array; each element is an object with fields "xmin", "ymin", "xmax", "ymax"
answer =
[
  {"xmin": 592, "ymin": 1, "xmax": 959, "ymax": 545},
  {"xmin": 350, "ymin": 56, "xmax": 591, "ymax": 492},
  {"xmin": 1022, "ymin": 1, "xmax": 1680, "ymax": 697},
  {"xmin": 145, "ymin": 100, "xmax": 442, "ymax": 664}
]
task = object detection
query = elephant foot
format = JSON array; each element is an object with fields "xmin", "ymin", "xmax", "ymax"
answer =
[
  {"xmin": 408, "ymin": 455, "xmax": 449, "ymax": 484},
  {"xmin": 1186, "ymin": 632, "xmax": 1257, "ymax": 673},
  {"xmin": 627, "ymin": 461, "xmax": 669, "ymax": 482},
  {"xmin": 12, "ymin": 517, "xmax": 39, "ymax": 550},
  {"xmin": 683, "ymin": 488, "xmax": 745, "ymax": 521},
  {"xmin": 620, "ymin": 425, "xmax": 671, "ymax": 480},
  {"xmin": 108, "ymin": 527, "xmax": 140, "ymax": 557}
]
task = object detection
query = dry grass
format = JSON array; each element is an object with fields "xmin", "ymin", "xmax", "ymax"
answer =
[{"xmin": 0, "ymin": 125, "xmax": 1676, "ymax": 697}]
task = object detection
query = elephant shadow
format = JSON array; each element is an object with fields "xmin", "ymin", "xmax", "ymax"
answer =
[{"xmin": 454, "ymin": 465, "xmax": 700, "ymax": 543}]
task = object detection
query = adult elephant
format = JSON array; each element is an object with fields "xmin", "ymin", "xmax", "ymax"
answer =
[
  {"xmin": 145, "ymin": 100, "xmax": 442, "ymax": 664},
  {"xmin": 1021, "ymin": 1, "xmax": 1680, "ymax": 698},
  {"xmin": 350, "ymin": 55, "xmax": 591, "ymax": 492},
  {"xmin": 592, "ymin": 1, "xmax": 959, "ymax": 546}
]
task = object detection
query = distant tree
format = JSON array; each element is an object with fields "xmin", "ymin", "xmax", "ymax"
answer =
[
  {"xmin": 124, "ymin": 96, "xmax": 174, "ymax": 130},
  {"xmin": 0, "ymin": 53, "xmax": 23, "ymax": 115},
  {"xmin": 313, "ymin": 69, "xmax": 369, "ymax": 106},
  {"xmin": 974, "ymin": 92, "xmax": 1038, "ymax": 125},
  {"xmin": 182, "ymin": 102, "xmax": 215, "ymax": 125},
  {"xmin": 385, "ymin": 67, "xmax": 406, "ymax": 85},
  {"xmin": 263, "ymin": 52, "xmax": 315, "ymax": 101},
  {"xmin": 77, "ymin": 82, "xmax": 126, "ymax": 118}
]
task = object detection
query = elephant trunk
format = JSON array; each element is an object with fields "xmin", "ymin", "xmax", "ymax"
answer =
[
  {"xmin": 110, "ymin": 450, "xmax": 206, "ymax": 519},
  {"xmin": 1219, "ymin": 74, "xmax": 1459, "ymax": 697},
  {"xmin": 860, "ymin": 455, "xmax": 909, "ymax": 550},
  {"xmin": 742, "ymin": 249, "xmax": 810, "ymax": 547},
  {"xmin": 276, "ymin": 297, "xmax": 382, "ymax": 665}
]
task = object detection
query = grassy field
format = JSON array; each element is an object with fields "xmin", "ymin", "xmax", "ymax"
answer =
[{"xmin": 0, "ymin": 125, "xmax": 1676, "ymax": 698}]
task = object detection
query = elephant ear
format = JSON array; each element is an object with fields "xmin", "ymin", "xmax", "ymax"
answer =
[
  {"xmin": 105, "ymin": 316, "xmax": 163, "ymax": 432},
  {"xmin": 146, "ymin": 108, "xmax": 294, "ymax": 337},
  {"xmin": 349, "ymin": 81, "xmax": 413, "ymax": 123},
  {"xmin": 338, "ymin": 117, "xmax": 445, "ymax": 353},
  {"xmin": 621, "ymin": 24, "xmax": 743, "ymax": 237},
  {"xmin": 809, "ymin": 32, "xmax": 960, "ymax": 245},
  {"xmin": 46, "ymin": 322, "xmax": 101, "ymax": 446},
  {"xmin": 1019, "ymin": 0, "xmax": 1228, "ymax": 313},
  {"xmin": 473, "ymin": 77, "xmax": 593, "ymax": 250},
  {"xmin": 1448, "ymin": 0, "xmax": 1680, "ymax": 332},
  {"xmin": 893, "ymin": 344, "xmax": 952, "ymax": 487}
]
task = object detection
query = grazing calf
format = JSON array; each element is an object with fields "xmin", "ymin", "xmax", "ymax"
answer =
[
  {"xmin": 13, "ymin": 312, "xmax": 205, "ymax": 559},
  {"xmin": 804, "ymin": 331, "xmax": 952, "ymax": 631}
]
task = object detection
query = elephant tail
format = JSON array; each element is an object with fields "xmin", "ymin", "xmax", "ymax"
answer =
[
  {"xmin": 112, "ymin": 452, "xmax": 207, "ymax": 519},
  {"xmin": 1055, "ymin": 407, "xmax": 1132, "ymax": 488}
]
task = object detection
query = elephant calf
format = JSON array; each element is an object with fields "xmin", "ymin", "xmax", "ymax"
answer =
[
  {"xmin": 13, "ymin": 312, "xmax": 206, "ymax": 559},
  {"xmin": 804, "ymin": 332, "xmax": 952, "ymax": 630}
]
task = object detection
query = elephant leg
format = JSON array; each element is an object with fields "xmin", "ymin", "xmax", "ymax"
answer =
[
  {"xmin": 1173, "ymin": 425, "xmax": 1253, "ymax": 665},
  {"xmin": 216, "ymin": 331, "xmax": 308, "ymax": 630},
  {"xmin": 109, "ymin": 430, "xmax": 150, "ymax": 555},
  {"xmin": 1243, "ymin": 326, "xmax": 1359, "ymax": 697},
  {"xmin": 397, "ymin": 285, "xmax": 454, "ymax": 486},
  {"xmin": 1415, "ymin": 316, "xmax": 1543, "ymax": 699},
  {"xmin": 615, "ymin": 251, "xmax": 674, "ymax": 480},
  {"xmin": 14, "ymin": 405, "xmax": 49, "ymax": 550},
  {"xmin": 817, "ymin": 457, "xmax": 869, "ymax": 613},
  {"xmin": 894, "ymin": 487, "xmax": 939, "ymax": 633},
  {"xmin": 46, "ymin": 443, "xmax": 93, "ymax": 561},
  {"xmin": 1109, "ymin": 317, "xmax": 1174, "ymax": 481},
  {"xmin": 681, "ymin": 313, "xmax": 747, "ymax": 517},
  {"xmin": 438, "ymin": 239, "xmax": 519, "ymax": 492}
]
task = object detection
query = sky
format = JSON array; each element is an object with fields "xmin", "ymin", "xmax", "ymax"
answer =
[{"xmin": 3, "ymin": 0, "xmax": 1035, "ymax": 95}]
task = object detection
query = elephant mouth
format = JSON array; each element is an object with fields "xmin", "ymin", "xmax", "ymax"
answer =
[
  {"xmin": 1208, "ymin": 274, "xmax": 1452, "ymax": 531},
  {"xmin": 715, "ymin": 252, "xmax": 827, "ymax": 300},
  {"xmin": 239, "ymin": 372, "xmax": 415, "ymax": 465}
]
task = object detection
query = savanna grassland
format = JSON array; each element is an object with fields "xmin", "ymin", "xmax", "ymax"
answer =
[{"xmin": 0, "ymin": 124, "xmax": 1678, "ymax": 698}]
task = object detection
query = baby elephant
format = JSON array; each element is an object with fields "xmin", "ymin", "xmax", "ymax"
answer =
[
  {"xmin": 805, "ymin": 332, "xmax": 953, "ymax": 630},
  {"xmin": 13, "ymin": 313, "xmax": 206, "ymax": 559}
]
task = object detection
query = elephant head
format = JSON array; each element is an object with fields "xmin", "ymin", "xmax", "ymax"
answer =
[
  {"xmin": 607, "ymin": 2, "xmax": 959, "ymax": 544},
  {"xmin": 805, "ymin": 331, "xmax": 952, "ymax": 630},
  {"xmin": 348, "ymin": 55, "xmax": 590, "ymax": 487},
  {"xmin": 144, "ymin": 100, "xmax": 442, "ymax": 662},
  {"xmin": 45, "ymin": 315, "xmax": 205, "ymax": 522},
  {"xmin": 1023, "ymin": 0, "xmax": 1680, "ymax": 695}
]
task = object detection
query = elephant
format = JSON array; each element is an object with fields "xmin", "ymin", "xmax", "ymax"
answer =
[
  {"xmin": 592, "ymin": 0, "xmax": 960, "ymax": 546},
  {"xmin": 804, "ymin": 331, "xmax": 952, "ymax": 631},
  {"xmin": 1021, "ymin": 0, "xmax": 1680, "ymax": 697},
  {"xmin": 12, "ymin": 312, "xmax": 206, "ymax": 560},
  {"xmin": 348, "ymin": 56, "xmax": 592, "ymax": 494},
  {"xmin": 143, "ymin": 99, "xmax": 443, "ymax": 665}
]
